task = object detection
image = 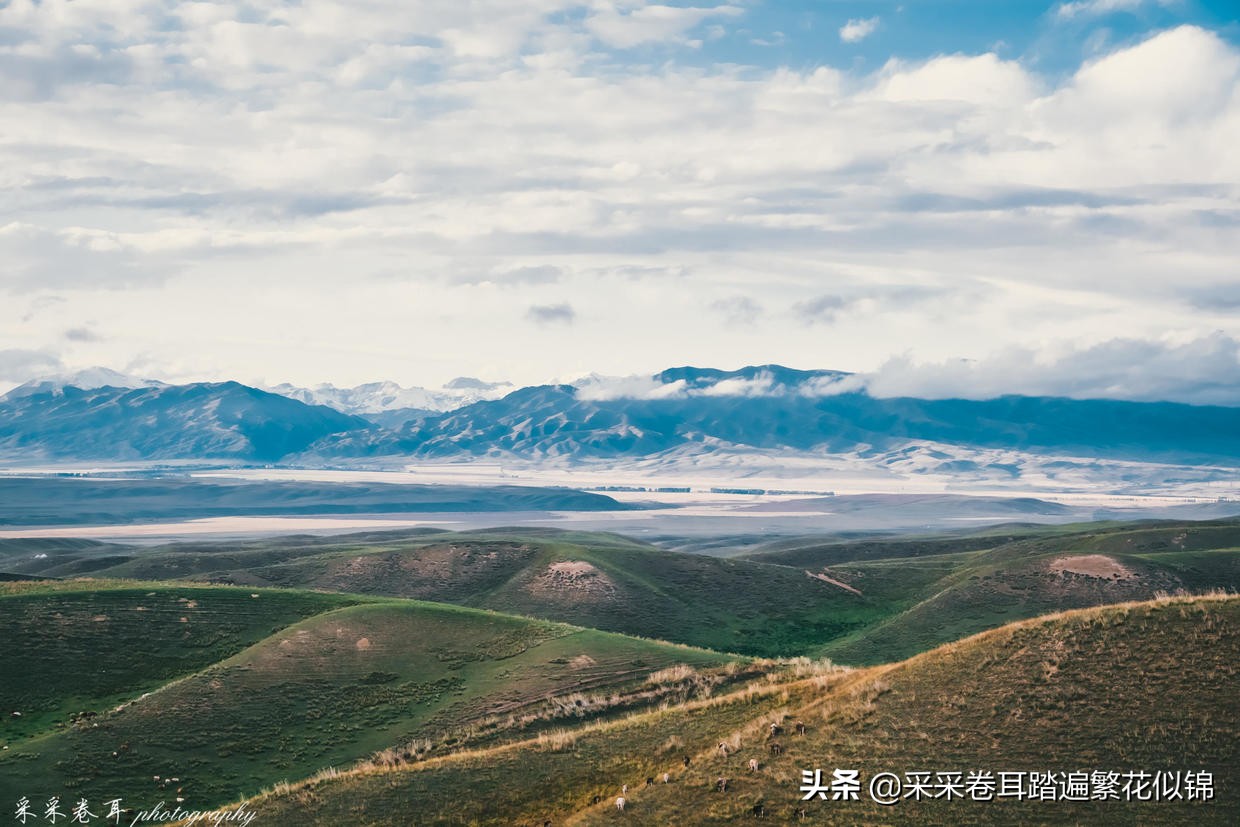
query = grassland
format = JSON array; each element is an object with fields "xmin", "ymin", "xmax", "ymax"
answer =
[
  {"xmin": 0, "ymin": 580, "xmax": 362, "ymax": 741},
  {"xmin": 0, "ymin": 581, "xmax": 738, "ymax": 811},
  {"xmin": 2, "ymin": 520, "xmax": 1238, "ymax": 825},
  {"xmin": 6, "ymin": 521, "xmax": 1239, "ymax": 667},
  {"xmin": 218, "ymin": 594, "xmax": 1240, "ymax": 826},
  {"xmin": 815, "ymin": 523, "xmax": 1240, "ymax": 664},
  {"xmin": 7, "ymin": 529, "xmax": 888, "ymax": 656}
]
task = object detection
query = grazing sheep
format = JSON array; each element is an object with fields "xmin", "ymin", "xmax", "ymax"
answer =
[
  {"xmin": 793, "ymin": 806, "xmax": 807, "ymax": 820},
  {"xmin": 769, "ymin": 743, "xmax": 783, "ymax": 756},
  {"xmin": 717, "ymin": 742, "xmax": 730, "ymax": 756},
  {"xmin": 715, "ymin": 777, "xmax": 730, "ymax": 793},
  {"xmin": 750, "ymin": 800, "xmax": 766, "ymax": 818},
  {"xmin": 621, "ymin": 784, "xmax": 628, "ymax": 795},
  {"xmin": 591, "ymin": 795, "xmax": 601, "ymax": 805},
  {"xmin": 645, "ymin": 777, "xmax": 654, "ymax": 788},
  {"xmin": 683, "ymin": 755, "xmax": 692, "ymax": 767},
  {"xmin": 768, "ymin": 723, "xmax": 782, "ymax": 737},
  {"xmin": 661, "ymin": 772, "xmax": 670, "ymax": 784},
  {"xmin": 615, "ymin": 797, "xmax": 626, "ymax": 812},
  {"xmin": 747, "ymin": 758, "xmax": 759, "ymax": 772},
  {"xmin": 795, "ymin": 721, "xmax": 807, "ymax": 736}
]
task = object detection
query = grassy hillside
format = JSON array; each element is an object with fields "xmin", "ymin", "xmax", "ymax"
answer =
[
  {"xmin": 15, "ymin": 530, "xmax": 886, "ymax": 656},
  {"xmin": 817, "ymin": 523, "xmax": 1240, "ymax": 664},
  {"xmin": 738, "ymin": 520, "xmax": 1240, "ymax": 567},
  {"xmin": 228, "ymin": 594, "xmax": 1240, "ymax": 826},
  {"xmin": 0, "ymin": 582, "xmax": 737, "ymax": 812},
  {"xmin": 5, "ymin": 521, "xmax": 1239, "ymax": 666},
  {"xmin": 0, "ymin": 580, "xmax": 361, "ymax": 741},
  {"xmin": 737, "ymin": 532, "xmax": 1013, "ymax": 567}
]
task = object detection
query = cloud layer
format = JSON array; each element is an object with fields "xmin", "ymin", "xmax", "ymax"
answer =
[{"xmin": 0, "ymin": 3, "xmax": 1236, "ymax": 400}]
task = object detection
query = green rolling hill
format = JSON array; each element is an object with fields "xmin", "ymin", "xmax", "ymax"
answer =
[
  {"xmin": 213, "ymin": 594, "xmax": 1240, "ymax": 826},
  {"xmin": 0, "ymin": 581, "xmax": 736, "ymax": 811},
  {"xmin": 6, "ymin": 530, "xmax": 884, "ymax": 657},
  {"xmin": 5, "ymin": 521, "xmax": 1239, "ymax": 665}
]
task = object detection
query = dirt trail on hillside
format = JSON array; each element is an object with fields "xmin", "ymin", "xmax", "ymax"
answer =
[{"xmin": 805, "ymin": 569, "xmax": 863, "ymax": 596}]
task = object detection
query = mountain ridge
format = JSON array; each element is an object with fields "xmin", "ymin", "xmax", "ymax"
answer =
[{"xmin": 2, "ymin": 364, "xmax": 1237, "ymax": 467}]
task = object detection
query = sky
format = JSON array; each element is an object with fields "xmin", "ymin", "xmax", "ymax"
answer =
[{"xmin": 1, "ymin": 0, "xmax": 1239, "ymax": 403}]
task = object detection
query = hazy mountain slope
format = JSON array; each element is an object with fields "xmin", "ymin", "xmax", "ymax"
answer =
[
  {"xmin": 3, "ymin": 365, "xmax": 1238, "ymax": 466},
  {"xmin": 0, "ymin": 381, "xmax": 368, "ymax": 461},
  {"xmin": 308, "ymin": 370, "xmax": 1240, "ymax": 464}
]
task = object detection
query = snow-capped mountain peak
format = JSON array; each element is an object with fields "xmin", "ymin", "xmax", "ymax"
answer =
[
  {"xmin": 266, "ymin": 377, "xmax": 513, "ymax": 416},
  {"xmin": 4, "ymin": 367, "xmax": 167, "ymax": 400}
]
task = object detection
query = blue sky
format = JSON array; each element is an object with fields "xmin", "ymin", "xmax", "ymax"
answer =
[
  {"xmin": 550, "ymin": 1, "xmax": 1240, "ymax": 74},
  {"xmin": 705, "ymin": 1, "xmax": 1239, "ymax": 70},
  {"xmin": 0, "ymin": 0, "xmax": 1238, "ymax": 403}
]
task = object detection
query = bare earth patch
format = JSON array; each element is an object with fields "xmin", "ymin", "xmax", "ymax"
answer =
[
  {"xmin": 525, "ymin": 561, "xmax": 619, "ymax": 602},
  {"xmin": 1049, "ymin": 555, "xmax": 1134, "ymax": 579}
]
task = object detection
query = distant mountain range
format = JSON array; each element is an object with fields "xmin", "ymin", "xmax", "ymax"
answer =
[
  {"xmin": 0, "ymin": 380, "xmax": 365, "ymax": 462},
  {"xmin": 1, "ymin": 365, "xmax": 1237, "ymax": 468}
]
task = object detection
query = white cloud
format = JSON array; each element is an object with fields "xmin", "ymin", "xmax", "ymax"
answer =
[
  {"xmin": 0, "ymin": 8, "xmax": 1235, "ymax": 395},
  {"xmin": 1055, "ymin": 0, "xmax": 1174, "ymax": 21},
  {"xmin": 0, "ymin": 223, "xmax": 169, "ymax": 290},
  {"xmin": 574, "ymin": 371, "xmax": 785, "ymax": 399},
  {"xmin": 839, "ymin": 17, "xmax": 880, "ymax": 44},
  {"xmin": 710, "ymin": 295, "xmax": 763, "ymax": 326},
  {"xmin": 454, "ymin": 264, "xmax": 564, "ymax": 287},
  {"xmin": 870, "ymin": 53, "xmax": 1040, "ymax": 105},
  {"xmin": 0, "ymin": 348, "xmax": 64, "ymax": 385},
  {"xmin": 574, "ymin": 374, "xmax": 688, "ymax": 400},
  {"xmin": 864, "ymin": 334, "xmax": 1240, "ymax": 406},
  {"xmin": 585, "ymin": 3, "xmax": 743, "ymax": 49}
]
